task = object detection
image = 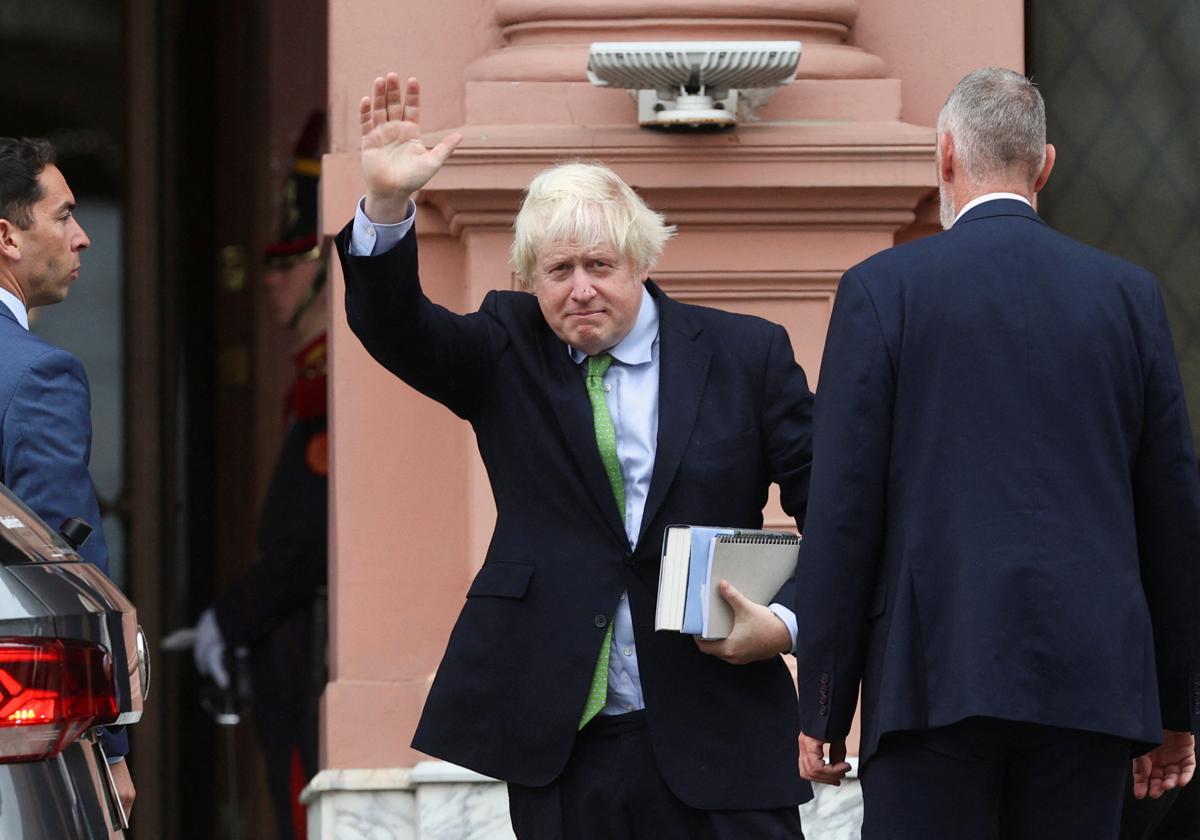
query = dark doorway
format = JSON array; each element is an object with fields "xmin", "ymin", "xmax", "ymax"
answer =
[
  {"xmin": 5, "ymin": 0, "xmax": 327, "ymax": 837},
  {"xmin": 126, "ymin": 2, "xmax": 329, "ymax": 836}
]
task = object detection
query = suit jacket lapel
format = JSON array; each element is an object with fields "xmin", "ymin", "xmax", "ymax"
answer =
[
  {"xmin": 639, "ymin": 283, "xmax": 709, "ymax": 546},
  {"xmin": 538, "ymin": 322, "xmax": 630, "ymax": 546}
]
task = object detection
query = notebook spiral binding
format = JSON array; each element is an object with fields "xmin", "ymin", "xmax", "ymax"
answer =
[{"xmin": 716, "ymin": 533, "xmax": 800, "ymax": 545}]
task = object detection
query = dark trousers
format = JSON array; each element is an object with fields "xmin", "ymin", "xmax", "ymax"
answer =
[
  {"xmin": 861, "ymin": 717, "xmax": 1131, "ymax": 840},
  {"xmin": 507, "ymin": 711, "xmax": 804, "ymax": 840}
]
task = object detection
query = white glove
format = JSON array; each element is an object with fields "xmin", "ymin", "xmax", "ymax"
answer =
[{"xmin": 193, "ymin": 607, "xmax": 229, "ymax": 689}]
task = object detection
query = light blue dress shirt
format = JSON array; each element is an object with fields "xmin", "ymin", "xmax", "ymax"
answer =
[
  {"xmin": 349, "ymin": 197, "xmax": 415, "ymax": 256},
  {"xmin": 350, "ymin": 198, "xmax": 798, "ymax": 716},
  {"xmin": 569, "ymin": 290, "xmax": 659, "ymax": 714}
]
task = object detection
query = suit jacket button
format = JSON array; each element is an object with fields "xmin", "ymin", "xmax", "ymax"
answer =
[{"xmin": 594, "ymin": 614, "xmax": 608, "ymax": 628}]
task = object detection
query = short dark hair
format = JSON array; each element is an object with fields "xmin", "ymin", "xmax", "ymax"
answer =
[{"xmin": 0, "ymin": 137, "xmax": 56, "ymax": 230}]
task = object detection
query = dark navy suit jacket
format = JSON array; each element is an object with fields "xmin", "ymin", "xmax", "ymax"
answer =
[
  {"xmin": 797, "ymin": 199, "xmax": 1200, "ymax": 766},
  {"xmin": 0, "ymin": 302, "xmax": 127, "ymax": 756},
  {"xmin": 339, "ymin": 225, "xmax": 815, "ymax": 810}
]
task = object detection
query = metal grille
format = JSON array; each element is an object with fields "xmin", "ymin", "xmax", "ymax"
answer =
[{"xmin": 1032, "ymin": 0, "xmax": 1200, "ymax": 447}]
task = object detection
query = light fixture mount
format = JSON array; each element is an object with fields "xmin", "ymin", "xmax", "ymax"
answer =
[{"xmin": 587, "ymin": 41, "xmax": 803, "ymax": 128}]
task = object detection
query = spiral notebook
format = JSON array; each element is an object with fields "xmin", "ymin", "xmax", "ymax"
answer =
[
  {"xmin": 655, "ymin": 525, "xmax": 799, "ymax": 639},
  {"xmin": 701, "ymin": 532, "xmax": 800, "ymax": 639}
]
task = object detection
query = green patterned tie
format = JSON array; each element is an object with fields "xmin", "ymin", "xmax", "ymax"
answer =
[{"xmin": 580, "ymin": 353, "xmax": 624, "ymax": 728}]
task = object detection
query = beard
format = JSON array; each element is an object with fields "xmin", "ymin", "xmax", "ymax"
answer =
[{"xmin": 938, "ymin": 180, "xmax": 957, "ymax": 230}]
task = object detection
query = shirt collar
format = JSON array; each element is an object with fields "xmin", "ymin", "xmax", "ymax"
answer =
[
  {"xmin": 569, "ymin": 285, "xmax": 658, "ymax": 366},
  {"xmin": 953, "ymin": 192, "xmax": 1033, "ymax": 226},
  {"xmin": 0, "ymin": 288, "xmax": 29, "ymax": 329}
]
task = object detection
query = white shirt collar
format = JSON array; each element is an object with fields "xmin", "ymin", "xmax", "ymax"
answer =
[
  {"xmin": 569, "ymin": 286, "xmax": 659, "ymax": 365},
  {"xmin": 953, "ymin": 192, "xmax": 1033, "ymax": 226},
  {"xmin": 0, "ymin": 288, "xmax": 29, "ymax": 329}
]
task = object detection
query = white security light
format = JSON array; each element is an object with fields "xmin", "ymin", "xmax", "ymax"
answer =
[{"xmin": 587, "ymin": 41, "xmax": 802, "ymax": 128}]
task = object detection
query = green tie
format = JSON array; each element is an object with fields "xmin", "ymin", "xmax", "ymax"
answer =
[{"xmin": 580, "ymin": 353, "xmax": 624, "ymax": 728}]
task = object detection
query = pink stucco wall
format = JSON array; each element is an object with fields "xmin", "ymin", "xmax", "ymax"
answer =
[
  {"xmin": 856, "ymin": 0, "xmax": 1026, "ymax": 125},
  {"xmin": 323, "ymin": 0, "xmax": 1024, "ymax": 771}
]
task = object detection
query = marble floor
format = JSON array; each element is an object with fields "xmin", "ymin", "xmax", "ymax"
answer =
[{"xmin": 305, "ymin": 762, "xmax": 865, "ymax": 840}]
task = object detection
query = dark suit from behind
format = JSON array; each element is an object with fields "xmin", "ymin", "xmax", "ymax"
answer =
[
  {"xmin": 797, "ymin": 200, "xmax": 1200, "ymax": 829},
  {"xmin": 338, "ymin": 225, "xmax": 815, "ymax": 815}
]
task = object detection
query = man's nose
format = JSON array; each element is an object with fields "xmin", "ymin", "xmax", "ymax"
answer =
[
  {"xmin": 569, "ymin": 267, "xmax": 594, "ymax": 299},
  {"xmin": 73, "ymin": 220, "xmax": 91, "ymax": 251}
]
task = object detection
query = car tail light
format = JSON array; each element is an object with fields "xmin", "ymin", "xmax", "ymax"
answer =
[{"xmin": 0, "ymin": 637, "xmax": 118, "ymax": 762}]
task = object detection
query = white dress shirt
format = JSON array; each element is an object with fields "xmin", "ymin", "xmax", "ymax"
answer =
[
  {"xmin": 953, "ymin": 192, "xmax": 1033, "ymax": 226},
  {"xmin": 0, "ymin": 288, "xmax": 30, "ymax": 329}
]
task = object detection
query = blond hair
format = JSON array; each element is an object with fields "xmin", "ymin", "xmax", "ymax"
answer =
[{"xmin": 510, "ymin": 161, "xmax": 675, "ymax": 288}]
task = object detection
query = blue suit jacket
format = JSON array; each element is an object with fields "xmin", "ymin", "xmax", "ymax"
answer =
[
  {"xmin": 339, "ymin": 225, "xmax": 815, "ymax": 810},
  {"xmin": 0, "ymin": 304, "xmax": 126, "ymax": 756},
  {"xmin": 797, "ymin": 199, "xmax": 1200, "ymax": 766}
]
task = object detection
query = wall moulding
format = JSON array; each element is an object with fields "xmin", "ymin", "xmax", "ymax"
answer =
[
  {"xmin": 652, "ymin": 270, "xmax": 842, "ymax": 296},
  {"xmin": 422, "ymin": 194, "xmax": 930, "ymax": 243},
  {"xmin": 500, "ymin": 19, "xmax": 850, "ymax": 49},
  {"xmin": 467, "ymin": 42, "xmax": 885, "ymax": 84},
  {"xmin": 464, "ymin": 78, "xmax": 904, "ymax": 126},
  {"xmin": 649, "ymin": 272, "xmax": 838, "ymax": 305},
  {"xmin": 408, "ymin": 122, "xmax": 934, "ymax": 192},
  {"xmin": 422, "ymin": 200, "xmax": 927, "ymax": 233},
  {"xmin": 661, "ymin": 209, "xmax": 922, "ymax": 228},
  {"xmin": 494, "ymin": 0, "xmax": 864, "ymax": 27},
  {"xmin": 467, "ymin": 0, "xmax": 886, "ymax": 87},
  {"xmin": 411, "ymin": 126, "xmax": 933, "ymax": 241}
]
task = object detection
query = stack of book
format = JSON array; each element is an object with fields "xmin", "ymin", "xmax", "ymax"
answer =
[{"xmin": 654, "ymin": 525, "xmax": 800, "ymax": 640}]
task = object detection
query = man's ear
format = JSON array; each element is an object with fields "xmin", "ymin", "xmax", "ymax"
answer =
[
  {"xmin": 0, "ymin": 218, "xmax": 22, "ymax": 262},
  {"xmin": 937, "ymin": 133, "xmax": 955, "ymax": 185},
  {"xmin": 1033, "ymin": 143, "xmax": 1056, "ymax": 194}
]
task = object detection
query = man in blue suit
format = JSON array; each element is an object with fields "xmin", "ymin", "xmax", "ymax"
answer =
[
  {"xmin": 795, "ymin": 68, "xmax": 1200, "ymax": 839},
  {"xmin": 0, "ymin": 136, "xmax": 135, "ymax": 812},
  {"xmin": 338, "ymin": 73, "xmax": 815, "ymax": 839}
]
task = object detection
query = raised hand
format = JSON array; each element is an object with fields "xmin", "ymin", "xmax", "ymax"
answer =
[{"xmin": 360, "ymin": 73, "xmax": 462, "ymax": 224}]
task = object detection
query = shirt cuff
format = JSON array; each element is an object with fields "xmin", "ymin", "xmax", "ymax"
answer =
[
  {"xmin": 349, "ymin": 196, "xmax": 416, "ymax": 256},
  {"xmin": 768, "ymin": 603, "xmax": 798, "ymax": 654},
  {"xmin": 106, "ymin": 755, "xmax": 125, "ymax": 765}
]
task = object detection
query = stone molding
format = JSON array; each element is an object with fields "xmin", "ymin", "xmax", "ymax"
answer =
[{"xmin": 470, "ymin": 0, "xmax": 886, "ymax": 83}]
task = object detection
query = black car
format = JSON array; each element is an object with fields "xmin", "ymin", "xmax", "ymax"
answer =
[{"xmin": 0, "ymin": 481, "xmax": 146, "ymax": 837}]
